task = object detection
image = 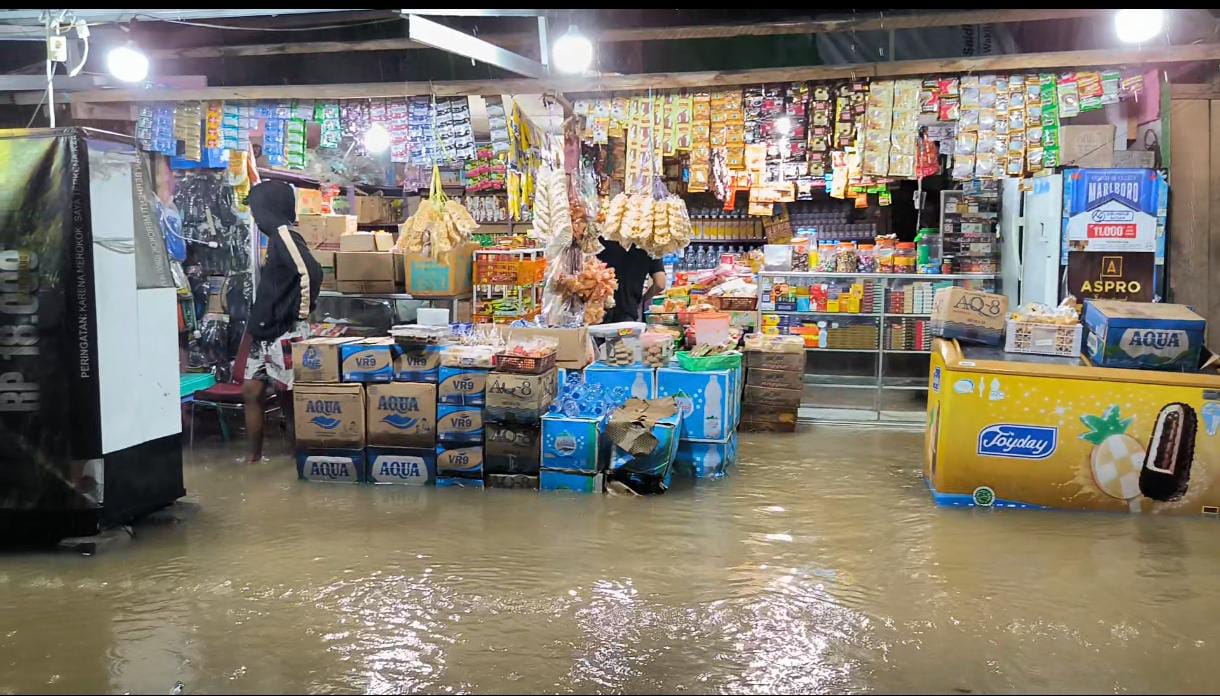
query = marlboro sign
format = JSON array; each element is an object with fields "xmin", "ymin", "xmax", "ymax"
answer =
[{"xmin": 1064, "ymin": 169, "xmax": 1161, "ymax": 254}]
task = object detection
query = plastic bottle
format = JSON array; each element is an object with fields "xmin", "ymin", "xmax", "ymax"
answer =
[
  {"xmin": 704, "ymin": 375, "xmax": 723, "ymax": 439},
  {"xmin": 631, "ymin": 371, "xmax": 649, "ymax": 399}
]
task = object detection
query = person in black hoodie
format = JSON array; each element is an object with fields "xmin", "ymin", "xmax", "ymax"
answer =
[{"xmin": 242, "ymin": 180, "xmax": 322, "ymax": 463}]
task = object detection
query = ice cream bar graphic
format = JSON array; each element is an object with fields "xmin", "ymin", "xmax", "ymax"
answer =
[{"xmin": 1139, "ymin": 403, "xmax": 1197, "ymax": 502}]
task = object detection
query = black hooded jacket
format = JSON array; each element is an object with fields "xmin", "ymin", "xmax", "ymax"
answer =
[{"xmin": 246, "ymin": 181, "xmax": 322, "ymax": 341}]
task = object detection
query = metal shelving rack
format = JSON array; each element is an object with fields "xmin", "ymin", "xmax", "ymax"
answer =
[
  {"xmin": 757, "ymin": 271, "xmax": 998, "ymax": 424},
  {"xmin": 472, "ymin": 247, "xmax": 545, "ymax": 324}
]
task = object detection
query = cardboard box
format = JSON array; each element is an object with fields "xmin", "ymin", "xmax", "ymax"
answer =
[
  {"xmin": 674, "ymin": 434, "xmax": 738, "ymax": 480},
  {"xmin": 437, "ymin": 366, "xmax": 488, "ymax": 405},
  {"xmin": 746, "ymin": 367, "xmax": 803, "ymax": 390},
  {"xmin": 656, "ymin": 367, "xmax": 735, "ymax": 443},
  {"xmin": 1084, "ymin": 300, "xmax": 1206, "ymax": 372},
  {"xmin": 366, "ymin": 381, "xmax": 436, "ymax": 447},
  {"xmin": 582, "ymin": 363, "xmax": 655, "ymax": 400},
  {"xmin": 436, "ymin": 476, "xmax": 485, "ymax": 489},
  {"xmin": 1112, "ymin": 150, "xmax": 1155, "ymax": 169},
  {"xmin": 540, "ymin": 470, "xmax": 603, "ymax": 494},
  {"xmin": 295, "ymin": 449, "xmax": 365, "ymax": 483},
  {"xmin": 743, "ymin": 384, "xmax": 802, "ymax": 409},
  {"xmin": 339, "ymin": 231, "xmax": 395, "ymax": 253},
  {"xmin": 485, "ymin": 474, "xmax": 538, "ymax": 490},
  {"xmin": 311, "ymin": 249, "xmax": 336, "ymax": 269},
  {"xmin": 403, "ymin": 243, "xmax": 477, "ymax": 298},
  {"xmin": 437, "ymin": 405, "xmax": 484, "ymax": 445},
  {"xmin": 354, "ymin": 195, "xmax": 396, "ymax": 225},
  {"xmin": 453, "ymin": 298, "xmax": 474, "ymax": 324},
  {"xmin": 484, "ymin": 421, "xmax": 541, "ymax": 475},
  {"xmin": 321, "ymin": 267, "xmax": 337, "ymax": 292},
  {"xmin": 745, "ymin": 350, "xmax": 805, "ymax": 372},
  {"xmin": 365, "ymin": 446, "xmax": 436, "ymax": 485},
  {"xmin": 606, "ymin": 406, "xmax": 682, "ymax": 480},
  {"xmin": 930, "ymin": 287, "xmax": 1008, "ymax": 346},
  {"xmin": 1060, "ymin": 125, "xmax": 1116, "ymax": 169},
  {"xmin": 340, "ymin": 338, "xmax": 396, "ymax": 383},
  {"xmin": 294, "ymin": 384, "xmax": 366, "ymax": 449},
  {"xmin": 335, "ymin": 251, "xmax": 404, "ymax": 289},
  {"xmin": 395, "ymin": 345, "xmax": 442, "ymax": 383},
  {"xmin": 295, "ymin": 188, "xmax": 324, "ymax": 216},
  {"xmin": 436, "ymin": 445, "xmax": 483, "ymax": 479},
  {"xmin": 741, "ymin": 403, "xmax": 798, "ymax": 432},
  {"xmin": 298, "ymin": 214, "xmax": 356, "ymax": 251},
  {"xmin": 293, "ymin": 336, "xmax": 361, "ymax": 383},
  {"xmin": 541, "ymin": 414, "xmax": 609, "ymax": 474},
  {"xmin": 485, "ymin": 368, "xmax": 558, "ymax": 424},
  {"xmin": 507, "ymin": 326, "xmax": 593, "ymax": 370}
]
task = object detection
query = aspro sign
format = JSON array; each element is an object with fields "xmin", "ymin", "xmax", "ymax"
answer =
[{"xmin": 1064, "ymin": 169, "xmax": 1160, "ymax": 253}]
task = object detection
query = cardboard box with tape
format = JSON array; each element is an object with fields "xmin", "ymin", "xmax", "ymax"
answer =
[
  {"xmin": 402, "ymin": 243, "xmax": 477, "ymax": 297},
  {"xmin": 292, "ymin": 336, "xmax": 361, "ymax": 383},
  {"xmin": 335, "ymin": 251, "xmax": 404, "ymax": 294},
  {"xmin": 930, "ymin": 287, "xmax": 1008, "ymax": 346},
  {"xmin": 366, "ymin": 381, "xmax": 437, "ymax": 448},
  {"xmin": 298, "ymin": 214, "xmax": 356, "ymax": 251},
  {"xmin": 294, "ymin": 383, "xmax": 366, "ymax": 449}
]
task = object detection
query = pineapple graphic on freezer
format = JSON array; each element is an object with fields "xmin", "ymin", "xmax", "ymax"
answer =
[{"xmin": 1080, "ymin": 406, "xmax": 1145, "ymax": 501}]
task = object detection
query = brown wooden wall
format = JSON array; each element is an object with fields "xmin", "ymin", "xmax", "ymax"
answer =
[{"xmin": 1168, "ymin": 89, "xmax": 1220, "ymax": 332}]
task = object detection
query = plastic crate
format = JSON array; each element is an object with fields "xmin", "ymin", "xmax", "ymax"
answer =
[
  {"xmin": 1004, "ymin": 319, "xmax": 1082, "ymax": 358},
  {"xmin": 495, "ymin": 351, "xmax": 557, "ymax": 374}
]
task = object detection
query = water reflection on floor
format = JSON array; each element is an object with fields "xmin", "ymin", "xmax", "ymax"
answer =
[{"xmin": 3, "ymin": 427, "xmax": 1220, "ymax": 694}]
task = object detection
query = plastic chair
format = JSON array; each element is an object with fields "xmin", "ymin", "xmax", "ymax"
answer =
[{"xmin": 188, "ymin": 332, "xmax": 281, "ymax": 447}]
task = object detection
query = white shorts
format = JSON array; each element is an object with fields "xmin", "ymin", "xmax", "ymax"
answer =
[{"xmin": 246, "ymin": 321, "xmax": 310, "ymax": 390}]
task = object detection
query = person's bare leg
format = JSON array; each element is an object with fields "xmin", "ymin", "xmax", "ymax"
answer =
[{"xmin": 243, "ymin": 378, "xmax": 267, "ymax": 463}]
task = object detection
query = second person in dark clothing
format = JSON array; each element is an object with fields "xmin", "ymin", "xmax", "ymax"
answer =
[{"xmin": 597, "ymin": 239, "xmax": 667, "ymax": 324}]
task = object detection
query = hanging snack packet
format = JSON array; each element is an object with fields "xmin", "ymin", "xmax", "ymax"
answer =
[
  {"xmin": 1100, "ymin": 70, "xmax": 1121, "ymax": 105},
  {"xmin": 1056, "ymin": 73, "xmax": 1080, "ymax": 118}
]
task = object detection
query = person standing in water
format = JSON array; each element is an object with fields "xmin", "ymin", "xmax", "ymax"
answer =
[{"xmin": 242, "ymin": 181, "xmax": 322, "ymax": 463}]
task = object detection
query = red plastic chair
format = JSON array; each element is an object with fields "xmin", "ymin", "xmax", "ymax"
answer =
[{"xmin": 188, "ymin": 332, "xmax": 280, "ymax": 447}]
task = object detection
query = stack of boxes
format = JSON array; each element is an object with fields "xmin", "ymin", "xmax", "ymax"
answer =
[
  {"xmin": 658, "ymin": 363, "xmax": 743, "ymax": 480},
  {"xmin": 434, "ymin": 351, "xmax": 487, "ymax": 488},
  {"xmin": 296, "ymin": 213, "xmax": 356, "ymax": 292},
  {"xmin": 484, "ymin": 364, "xmax": 557, "ymax": 490},
  {"xmin": 740, "ymin": 344, "xmax": 803, "ymax": 433}
]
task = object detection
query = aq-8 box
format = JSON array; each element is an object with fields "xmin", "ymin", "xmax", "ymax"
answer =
[
  {"xmin": 365, "ymin": 446, "xmax": 436, "ymax": 485},
  {"xmin": 485, "ymin": 368, "xmax": 558, "ymax": 424}
]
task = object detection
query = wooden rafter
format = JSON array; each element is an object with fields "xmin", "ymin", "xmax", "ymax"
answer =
[
  {"xmin": 42, "ymin": 43, "xmax": 1220, "ymax": 105},
  {"xmin": 147, "ymin": 9, "xmax": 1110, "ymax": 60}
]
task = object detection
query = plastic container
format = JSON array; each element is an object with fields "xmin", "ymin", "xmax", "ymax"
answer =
[
  {"xmin": 692, "ymin": 312, "xmax": 732, "ymax": 347},
  {"xmin": 856, "ymin": 244, "xmax": 876, "ymax": 273},
  {"xmin": 895, "ymin": 242, "xmax": 917, "ymax": 273},
  {"xmin": 641, "ymin": 330, "xmax": 675, "ymax": 368},
  {"xmin": 816, "ymin": 241, "xmax": 837, "ymax": 272},
  {"xmin": 875, "ymin": 238, "xmax": 895, "ymax": 273},
  {"xmin": 834, "ymin": 241, "xmax": 858, "ymax": 273}
]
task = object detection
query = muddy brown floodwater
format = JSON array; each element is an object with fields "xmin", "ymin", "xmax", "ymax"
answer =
[{"xmin": 3, "ymin": 427, "xmax": 1220, "ymax": 694}]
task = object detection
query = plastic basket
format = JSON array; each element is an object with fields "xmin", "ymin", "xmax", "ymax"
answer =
[
  {"xmin": 1004, "ymin": 319, "xmax": 1082, "ymax": 358},
  {"xmin": 675, "ymin": 350, "xmax": 742, "ymax": 372},
  {"xmin": 495, "ymin": 351, "xmax": 557, "ymax": 374}
]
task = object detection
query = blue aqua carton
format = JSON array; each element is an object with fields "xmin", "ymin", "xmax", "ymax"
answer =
[
  {"xmin": 608, "ymin": 407, "xmax": 682, "ymax": 479},
  {"xmin": 436, "ymin": 404, "xmax": 484, "ymax": 445},
  {"xmin": 541, "ymin": 413, "xmax": 609, "ymax": 474},
  {"xmin": 1083, "ymin": 299, "xmax": 1206, "ymax": 372},
  {"xmin": 365, "ymin": 446, "xmax": 436, "ymax": 485},
  {"xmin": 296, "ymin": 449, "xmax": 365, "ymax": 483},
  {"xmin": 656, "ymin": 367, "xmax": 734, "ymax": 442},
  {"xmin": 674, "ymin": 433, "xmax": 739, "ymax": 479},
  {"xmin": 340, "ymin": 337, "xmax": 395, "ymax": 383},
  {"xmin": 582, "ymin": 362, "xmax": 656, "ymax": 399},
  {"xmin": 435, "ymin": 444, "xmax": 484, "ymax": 479},
  {"xmin": 395, "ymin": 344, "xmax": 442, "ymax": 383},
  {"xmin": 436, "ymin": 476, "xmax": 485, "ymax": 489},
  {"xmin": 540, "ymin": 470, "xmax": 603, "ymax": 493},
  {"xmin": 437, "ymin": 366, "xmax": 488, "ymax": 405}
]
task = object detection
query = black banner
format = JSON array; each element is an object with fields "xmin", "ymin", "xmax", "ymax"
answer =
[
  {"xmin": 1066, "ymin": 251, "xmax": 1155, "ymax": 302},
  {"xmin": 0, "ymin": 129, "xmax": 101, "ymax": 515}
]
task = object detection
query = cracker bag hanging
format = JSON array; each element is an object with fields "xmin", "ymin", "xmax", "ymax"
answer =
[{"xmin": 396, "ymin": 163, "xmax": 479, "ymax": 259}]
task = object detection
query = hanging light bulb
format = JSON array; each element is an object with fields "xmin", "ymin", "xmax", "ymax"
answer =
[
  {"xmin": 106, "ymin": 43, "xmax": 149, "ymax": 83},
  {"xmin": 1114, "ymin": 9, "xmax": 1165, "ymax": 44},
  {"xmin": 552, "ymin": 25, "xmax": 594, "ymax": 74},
  {"xmin": 362, "ymin": 123, "xmax": 391, "ymax": 154},
  {"xmin": 774, "ymin": 116, "xmax": 793, "ymax": 136}
]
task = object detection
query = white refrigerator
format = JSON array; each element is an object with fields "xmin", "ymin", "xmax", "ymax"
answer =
[{"xmin": 999, "ymin": 174, "xmax": 1063, "ymax": 308}]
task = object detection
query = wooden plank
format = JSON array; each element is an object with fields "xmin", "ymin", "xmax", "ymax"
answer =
[
  {"xmin": 1211, "ymin": 101, "xmax": 1220, "ymax": 334},
  {"xmin": 148, "ymin": 9, "xmax": 1108, "ymax": 60},
  {"xmin": 54, "ymin": 43, "xmax": 1220, "ymax": 104},
  {"xmin": 1166, "ymin": 100, "xmax": 1210, "ymax": 316}
]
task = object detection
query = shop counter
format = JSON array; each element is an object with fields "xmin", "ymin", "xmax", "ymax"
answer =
[{"xmin": 925, "ymin": 338, "xmax": 1220, "ymax": 515}]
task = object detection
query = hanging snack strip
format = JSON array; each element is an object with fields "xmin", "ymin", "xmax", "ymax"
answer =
[
  {"xmin": 862, "ymin": 79, "xmax": 893, "ymax": 177},
  {"xmin": 315, "ymin": 101, "xmax": 342, "ymax": 149},
  {"xmin": 396, "ymin": 164, "xmax": 480, "ymax": 259},
  {"xmin": 1040, "ymin": 74, "xmax": 1060, "ymax": 168},
  {"xmin": 688, "ymin": 91, "xmax": 712, "ymax": 193}
]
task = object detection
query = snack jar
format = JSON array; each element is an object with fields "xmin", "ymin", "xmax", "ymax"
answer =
[
  {"xmin": 875, "ymin": 238, "xmax": 896, "ymax": 273},
  {"xmin": 816, "ymin": 241, "xmax": 837, "ymax": 272},
  {"xmin": 856, "ymin": 244, "xmax": 877, "ymax": 273},
  {"xmin": 895, "ymin": 242, "xmax": 917, "ymax": 272},
  {"xmin": 834, "ymin": 241, "xmax": 858, "ymax": 273}
]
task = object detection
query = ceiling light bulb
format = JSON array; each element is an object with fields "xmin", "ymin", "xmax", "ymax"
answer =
[
  {"xmin": 362, "ymin": 123, "xmax": 391, "ymax": 154},
  {"xmin": 1114, "ymin": 9, "xmax": 1164, "ymax": 44},
  {"xmin": 106, "ymin": 44, "xmax": 148, "ymax": 83},
  {"xmin": 552, "ymin": 26, "xmax": 594, "ymax": 74},
  {"xmin": 774, "ymin": 116, "xmax": 792, "ymax": 136}
]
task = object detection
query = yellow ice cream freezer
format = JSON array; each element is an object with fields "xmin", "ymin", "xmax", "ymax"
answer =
[{"xmin": 925, "ymin": 338, "xmax": 1220, "ymax": 515}]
